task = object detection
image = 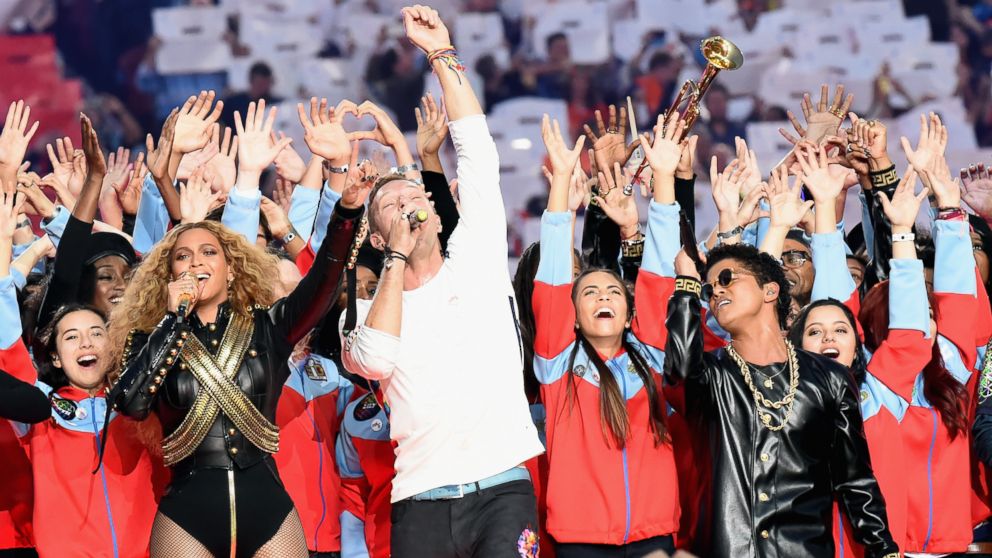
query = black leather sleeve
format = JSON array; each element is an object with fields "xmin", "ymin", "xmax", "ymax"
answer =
[
  {"xmin": 581, "ymin": 203, "xmax": 621, "ymax": 272},
  {"xmin": 267, "ymin": 201, "xmax": 364, "ymax": 349},
  {"xmin": 829, "ymin": 368, "xmax": 899, "ymax": 557},
  {"xmin": 422, "ymin": 170, "xmax": 459, "ymax": 252},
  {"xmin": 675, "ymin": 174, "xmax": 696, "ymax": 232},
  {"xmin": 0, "ymin": 369, "xmax": 50, "ymax": 423},
  {"xmin": 111, "ymin": 313, "xmax": 188, "ymax": 420},
  {"xmin": 974, "ymin": 410, "xmax": 992, "ymax": 469},
  {"xmin": 662, "ymin": 285, "xmax": 707, "ymax": 387},
  {"xmin": 863, "ymin": 185, "xmax": 896, "ymax": 290}
]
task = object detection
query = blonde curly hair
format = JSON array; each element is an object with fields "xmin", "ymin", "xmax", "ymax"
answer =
[{"xmin": 107, "ymin": 221, "xmax": 280, "ymax": 384}]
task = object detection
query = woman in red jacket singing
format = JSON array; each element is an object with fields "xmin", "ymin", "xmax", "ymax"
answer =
[{"xmin": 531, "ymin": 115, "xmax": 683, "ymax": 556}]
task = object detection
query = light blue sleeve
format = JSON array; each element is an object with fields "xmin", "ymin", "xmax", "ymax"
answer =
[
  {"xmin": 289, "ymin": 186, "xmax": 320, "ymax": 241},
  {"xmin": 133, "ymin": 174, "xmax": 170, "ymax": 254},
  {"xmin": 934, "ymin": 219, "xmax": 977, "ymax": 296},
  {"xmin": 754, "ymin": 199, "xmax": 770, "ymax": 248},
  {"xmin": 535, "ymin": 210, "xmax": 573, "ymax": 286},
  {"xmin": 811, "ymin": 231, "xmax": 857, "ymax": 303},
  {"xmin": 309, "ymin": 184, "xmax": 343, "ymax": 253},
  {"xmin": 643, "ymin": 201, "xmax": 680, "ymax": 277},
  {"xmin": 10, "ymin": 268, "xmax": 26, "ymax": 291},
  {"xmin": 0, "ymin": 275, "xmax": 22, "ymax": 349},
  {"xmin": 42, "ymin": 206, "xmax": 70, "ymax": 247},
  {"xmin": 859, "ymin": 189, "xmax": 876, "ymax": 261},
  {"xmin": 340, "ymin": 511, "xmax": 369, "ymax": 558},
  {"xmin": 888, "ymin": 258, "xmax": 930, "ymax": 336},
  {"xmin": 221, "ymin": 188, "xmax": 261, "ymax": 245}
]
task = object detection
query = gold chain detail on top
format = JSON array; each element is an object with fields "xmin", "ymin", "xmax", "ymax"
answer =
[
  {"xmin": 346, "ymin": 216, "xmax": 369, "ymax": 271},
  {"xmin": 161, "ymin": 313, "xmax": 264, "ymax": 465},
  {"xmin": 726, "ymin": 341, "xmax": 800, "ymax": 432},
  {"xmin": 979, "ymin": 338, "xmax": 992, "ymax": 404}
]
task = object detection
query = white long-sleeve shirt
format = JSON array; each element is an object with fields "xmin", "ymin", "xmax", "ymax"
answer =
[{"xmin": 341, "ymin": 114, "xmax": 544, "ymax": 503}]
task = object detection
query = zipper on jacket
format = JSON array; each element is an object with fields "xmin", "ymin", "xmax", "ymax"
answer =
[
  {"xmin": 836, "ymin": 508, "xmax": 845, "ymax": 557},
  {"xmin": 617, "ymin": 361, "xmax": 632, "ymax": 544},
  {"xmin": 299, "ymin": 367, "xmax": 328, "ymax": 552},
  {"xmin": 89, "ymin": 398, "xmax": 121, "ymax": 558},
  {"xmin": 922, "ymin": 408, "xmax": 938, "ymax": 552}
]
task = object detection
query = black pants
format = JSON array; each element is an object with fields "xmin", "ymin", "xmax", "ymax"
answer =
[
  {"xmin": 556, "ymin": 535, "xmax": 675, "ymax": 558},
  {"xmin": 391, "ymin": 479, "xmax": 539, "ymax": 558}
]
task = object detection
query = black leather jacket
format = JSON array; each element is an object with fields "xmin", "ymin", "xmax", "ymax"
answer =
[
  {"xmin": 112, "ymin": 202, "xmax": 364, "ymax": 479},
  {"xmin": 663, "ymin": 286, "xmax": 898, "ymax": 558}
]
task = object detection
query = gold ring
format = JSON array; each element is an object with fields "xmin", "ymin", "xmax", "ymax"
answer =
[{"xmin": 829, "ymin": 108, "xmax": 846, "ymax": 119}]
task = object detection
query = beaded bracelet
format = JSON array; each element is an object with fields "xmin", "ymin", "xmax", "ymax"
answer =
[{"xmin": 427, "ymin": 46, "xmax": 466, "ymax": 85}]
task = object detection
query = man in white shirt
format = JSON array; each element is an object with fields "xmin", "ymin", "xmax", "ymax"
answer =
[{"xmin": 340, "ymin": 5, "xmax": 545, "ymax": 557}]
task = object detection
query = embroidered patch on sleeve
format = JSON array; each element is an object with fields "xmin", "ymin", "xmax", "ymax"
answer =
[{"xmin": 517, "ymin": 527, "xmax": 539, "ymax": 558}]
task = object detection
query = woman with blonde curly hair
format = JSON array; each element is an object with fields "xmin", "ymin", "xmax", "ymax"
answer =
[{"xmin": 106, "ymin": 180, "xmax": 367, "ymax": 557}]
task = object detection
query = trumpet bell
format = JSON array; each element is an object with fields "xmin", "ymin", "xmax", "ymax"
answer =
[{"xmin": 701, "ymin": 36, "xmax": 744, "ymax": 71}]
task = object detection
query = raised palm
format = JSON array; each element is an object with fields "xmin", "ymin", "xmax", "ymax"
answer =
[{"xmin": 173, "ymin": 91, "xmax": 224, "ymax": 154}]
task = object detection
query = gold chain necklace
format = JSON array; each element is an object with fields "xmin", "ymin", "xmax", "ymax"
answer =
[{"xmin": 726, "ymin": 341, "xmax": 800, "ymax": 432}]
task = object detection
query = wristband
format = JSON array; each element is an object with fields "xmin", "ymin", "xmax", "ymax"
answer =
[
  {"xmin": 621, "ymin": 224, "xmax": 641, "ymax": 240},
  {"xmin": 281, "ymin": 231, "xmax": 297, "ymax": 244},
  {"xmin": 937, "ymin": 207, "xmax": 967, "ymax": 221},
  {"xmin": 717, "ymin": 225, "xmax": 744, "ymax": 241},
  {"xmin": 621, "ymin": 239, "xmax": 645, "ymax": 259},
  {"xmin": 674, "ymin": 276, "xmax": 701, "ymax": 296},
  {"xmin": 891, "ymin": 232, "xmax": 915, "ymax": 243},
  {"xmin": 393, "ymin": 162, "xmax": 420, "ymax": 174},
  {"xmin": 16, "ymin": 219, "xmax": 31, "ymax": 229},
  {"xmin": 869, "ymin": 165, "xmax": 898, "ymax": 189},
  {"xmin": 324, "ymin": 161, "xmax": 349, "ymax": 175}
]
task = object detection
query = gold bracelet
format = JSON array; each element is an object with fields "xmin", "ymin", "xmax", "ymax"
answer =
[{"xmin": 675, "ymin": 277, "xmax": 701, "ymax": 296}]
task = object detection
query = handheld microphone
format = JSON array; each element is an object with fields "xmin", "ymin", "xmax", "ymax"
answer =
[
  {"xmin": 405, "ymin": 209, "xmax": 429, "ymax": 229},
  {"xmin": 176, "ymin": 293, "xmax": 192, "ymax": 323}
]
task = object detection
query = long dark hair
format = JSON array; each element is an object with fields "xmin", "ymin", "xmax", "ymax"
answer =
[
  {"xmin": 858, "ymin": 281, "xmax": 969, "ymax": 439},
  {"xmin": 788, "ymin": 299, "xmax": 868, "ymax": 385},
  {"xmin": 564, "ymin": 268, "xmax": 668, "ymax": 448},
  {"xmin": 513, "ymin": 241, "xmax": 583, "ymax": 403},
  {"xmin": 39, "ymin": 303, "xmax": 108, "ymax": 391}
]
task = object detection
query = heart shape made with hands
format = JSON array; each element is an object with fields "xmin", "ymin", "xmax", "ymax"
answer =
[{"xmin": 338, "ymin": 100, "xmax": 397, "ymax": 145}]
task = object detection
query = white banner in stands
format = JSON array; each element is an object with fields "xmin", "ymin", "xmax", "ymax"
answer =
[{"xmin": 152, "ymin": 6, "xmax": 228, "ymax": 43}]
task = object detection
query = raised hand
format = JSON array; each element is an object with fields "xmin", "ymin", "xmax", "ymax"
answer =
[
  {"xmin": 766, "ymin": 165, "xmax": 814, "ymax": 230},
  {"xmin": 877, "ymin": 167, "xmax": 926, "ymax": 230},
  {"xmin": 260, "ymin": 195, "xmax": 294, "ymax": 239},
  {"xmin": 46, "ymin": 137, "xmax": 86, "ymax": 197},
  {"xmin": 272, "ymin": 177, "xmax": 294, "ymax": 214},
  {"xmin": 147, "ymin": 109, "xmax": 178, "ymax": 181},
  {"xmin": 298, "ymin": 97, "xmax": 352, "ymax": 162},
  {"xmin": 272, "ymin": 131, "xmax": 306, "ymax": 183},
  {"xmin": 594, "ymin": 162, "xmax": 639, "ymax": 234},
  {"xmin": 961, "ymin": 164, "xmax": 992, "ymax": 220},
  {"xmin": 709, "ymin": 157, "xmax": 752, "ymax": 216},
  {"xmin": 799, "ymin": 84, "xmax": 853, "ymax": 145},
  {"xmin": 734, "ymin": 136, "xmax": 762, "ymax": 196},
  {"xmin": 415, "ymin": 93, "xmax": 448, "ymax": 158},
  {"xmin": 339, "ymin": 142, "xmax": 373, "ymax": 209},
  {"xmin": 0, "ymin": 101, "xmax": 40, "ymax": 180},
  {"xmin": 900, "ymin": 112, "xmax": 947, "ymax": 177},
  {"xmin": 235, "ymin": 98, "xmax": 291, "ymax": 175},
  {"xmin": 176, "ymin": 142, "xmax": 218, "ymax": 181},
  {"xmin": 102, "ymin": 147, "xmax": 132, "ymax": 194},
  {"xmin": 208, "ymin": 125, "xmax": 238, "ymax": 193},
  {"xmin": 921, "ymin": 159, "xmax": 960, "ymax": 209},
  {"xmin": 540, "ymin": 114, "xmax": 585, "ymax": 177},
  {"xmin": 0, "ymin": 188, "xmax": 26, "ymax": 240},
  {"xmin": 80, "ymin": 114, "xmax": 107, "ymax": 181},
  {"xmin": 676, "ymin": 134, "xmax": 699, "ymax": 181},
  {"xmin": 355, "ymin": 101, "xmax": 401, "ymax": 146},
  {"xmin": 172, "ymin": 90, "xmax": 224, "ymax": 154},
  {"xmin": 640, "ymin": 112, "xmax": 685, "ymax": 179},
  {"xmin": 179, "ymin": 166, "xmax": 221, "ymax": 224},
  {"xmin": 795, "ymin": 145, "xmax": 846, "ymax": 203},
  {"xmin": 401, "ymin": 4, "xmax": 451, "ymax": 54},
  {"xmin": 567, "ymin": 166, "xmax": 592, "ymax": 212},
  {"xmin": 17, "ymin": 180, "xmax": 57, "ymax": 220},
  {"xmin": 583, "ymin": 104, "xmax": 641, "ymax": 171},
  {"xmin": 115, "ymin": 152, "xmax": 145, "ymax": 215}
]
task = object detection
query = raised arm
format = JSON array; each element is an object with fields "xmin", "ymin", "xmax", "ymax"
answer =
[
  {"xmin": 663, "ymin": 252, "xmax": 709, "ymax": 388},
  {"xmin": 759, "ymin": 164, "xmax": 814, "ymax": 260}
]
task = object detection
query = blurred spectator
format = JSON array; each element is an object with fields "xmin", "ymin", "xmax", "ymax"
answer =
[
  {"xmin": 82, "ymin": 92, "xmax": 145, "ymax": 150},
  {"xmin": 365, "ymin": 31, "xmax": 425, "ymax": 132},
  {"xmin": 535, "ymin": 32, "xmax": 572, "ymax": 99},
  {"xmin": 476, "ymin": 55, "xmax": 535, "ymax": 112},
  {"xmin": 703, "ymin": 83, "xmax": 746, "ymax": 145},
  {"xmin": 631, "ymin": 49, "xmax": 682, "ymax": 121},
  {"xmin": 566, "ymin": 68, "xmax": 608, "ymax": 136},
  {"xmin": 135, "ymin": 34, "xmax": 227, "ymax": 122},
  {"xmin": 223, "ymin": 62, "xmax": 283, "ymax": 131}
]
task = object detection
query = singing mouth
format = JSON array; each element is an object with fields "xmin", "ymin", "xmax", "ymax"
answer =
[
  {"xmin": 77, "ymin": 355, "xmax": 99, "ymax": 368},
  {"xmin": 109, "ymin": 296, "xmax": 122, "ymax": 305},
  {"xmin": 594, "ymin": 307, "xmax": 616, "ymax": 319},
  {"xmin": 821, "ymin": 347, "xmax": 841, "ymax": 359},
  {"xmin": 717, "ymin": 299, "xmax": 731, "ymax": 309},
  {"xmin": 195, "ymin": 273, "xmax": 210, "ymax": 283}
]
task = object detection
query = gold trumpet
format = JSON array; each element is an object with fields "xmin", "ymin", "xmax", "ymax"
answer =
[
  {"xmin": 666, "ymin": 36, "xmax": 744, "ymax": 138},
  {"xmin": 632, "ymin": 36, "xmax": 743, "ymax": 182}
]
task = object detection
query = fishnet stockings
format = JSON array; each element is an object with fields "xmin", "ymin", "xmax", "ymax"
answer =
[
  {"xmin": 150, "ymin": 513, "xmax": 214, "ymax": 558},
  {"xmin": 252, "ymin": 509, "xmax": 308, "ymax": 558},
  {"xmin": 147, "ymin": 509, "xmax": 307, "ymax": 557}
]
